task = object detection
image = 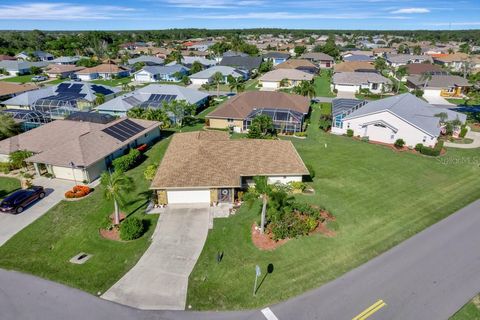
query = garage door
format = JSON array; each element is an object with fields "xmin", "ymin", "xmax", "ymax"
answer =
[
  {"xmin": 167, "ymin": 189, "xmax": 210, "ymax": 204},
  {"xmin": 336, "ymin": 84, "xmax": 357, "ymax": 92}
]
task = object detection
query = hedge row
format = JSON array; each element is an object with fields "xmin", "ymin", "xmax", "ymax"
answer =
[
  {"xmin": 415, "ymin": 140, "xmax": 444, "ymax": 156},
  {"xmin": 113, "ymin": 149, "xmax": 141, "ymax": 172}
]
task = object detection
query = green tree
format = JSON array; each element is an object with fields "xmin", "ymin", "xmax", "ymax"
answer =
[
  {"xmin": 374, "ymin": 57, "xmax": 388, "ymax": 74},
  {"xmin": 94, "ymin": 93, "xmax": 105, "ymax": 106},
  {"xmin": 126, "ymin": 107, "xmax": 145, "ymax": 119},
  {"xmin": 189, "ymin": 61, "xmax": 203, "ymax": 74},
  {"xmin": 412, "ymin": 45, "xmax": 422, "ymax": 55},
  {"xmin": 100, "ymin": 170, "xmax": 134, "ymax": 225},
  {"xmin": 293, "ymin": 80, "xmax": 316, "ymax": 98},
  {"xmin": 212, "ymin": 71, "xmax": 224, "ymax": 97},
  {"xmin": 420, "ymin": 72, "xmax": 432, "ymax": 90},
  {"xmin": 259, "ymin": 60, "xmax": 273, "ymax": 73},
  {"xmin": 0, "ymin": 113, "xmax": 20, "ymax": 140},
  {"xmin": 9, "ymin": 150, "xmax": 33, "ymax": 170},
  {"xmin": 247, "ymin": 114, "xmax": 276, "ymax": 139},
  {"xmin": 181, "ymin": 75, "xmax": 190, "ymax": 85},
  {"xmin": 294, "ymin": 46, "xmax": 306, "ymax": 56},
  {"xmin": 227, "ymin": 75, "xmax": 245, "ymax": 93},
  {"xmin": 30, "ymin": 66, "xmax": 42, "ymax": 75}
]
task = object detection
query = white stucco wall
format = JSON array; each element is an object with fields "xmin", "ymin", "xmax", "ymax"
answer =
[
  {"xmin": 260, "ymin": 81, "xmax": 280, "ymax": 89},
  {"xmin": 190, "ymin": 78, "xmax": 209, "ymax": 86},
  {"xmin": 267, "ymin": 175, "xmax": 303, "ymax": 184},
  {"xmin": 52, "ymin": 166, "xmax": 88, "ymax": 182},
  {"xmin": 134, "ymin": 72, "xmax": 154, "ymax": 83},
  {"xmin": 345, "ymin": 111, "xmax": 438, "ymax": 147}
]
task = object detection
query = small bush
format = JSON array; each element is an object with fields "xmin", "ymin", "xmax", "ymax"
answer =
[
  {"xmin": 459, "ymin": 126, "xmax": 468, "ymax": 138},
  {"xmin": 361, "ymin": 136, "xmax": 369, "ymax": 142},
  {"xmin": 65, "ymin": 185, "xmax": 90, "ymax": 198},
  {"xmin": 100, "ymin": 215, "xmax": 114, "ymax": 231},
  {"xmin": 288, "ymin": 181, "xmax": 306, "ymax": 192},
  {"xmin": 143, "ymin": 164, "xmax": 158, "ymax": 181},
  {"xmin": 394, "ymin": 138, "xmax": 405, "ymax": 148},
  {"xmin": 415, "ymin": 143, "xmax": 423, "ymax": 151},
  {"xmin": 113, "ymin": 149, "xmax": 141, "ymax": 172},
  {"xmin": 120, "ymin": 217, "xmax": 145, "ymax": 240},
  {"xmin": 306, "ymin": 163, "xmax": 315, "ymax": 179},
  {"xmin": 294, "ymin": 131, "xmax": 307, "ymax": 137},
  {"xmin": 0, "ymin": 162, "xmax": 10, "ymax": 174},
  {"xmin": 417, "ymin": 140, "xmax": 444, "ymax": 156},
  {"xmin": 346, "ymin": 129, "xmax": 354, "ymax": 137}
]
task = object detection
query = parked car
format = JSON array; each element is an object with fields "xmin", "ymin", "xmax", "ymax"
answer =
[
  {"xmin": 31, "ymin": 75, "xmax": 48, "ymax": 82},
  {"xmin": 0, "ymin": 186, "xmax": 46, "ymax": 214}
]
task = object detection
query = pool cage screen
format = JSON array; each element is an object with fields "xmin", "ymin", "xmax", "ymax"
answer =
[
  {"xmin": 32, "ymin": 96, "xmax": 88, "ymax": 119},
  {"xmin": 1, "ymin": 109, "xmax": 52, "ymax": 130},
  {"xmin": 244, "ymin": 108, "xmax": 305, "ymax": 133}
]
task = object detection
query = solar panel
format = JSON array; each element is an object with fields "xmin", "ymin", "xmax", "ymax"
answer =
[
  {"xmin": 123, "ymin": 96, "xmax": 142, "ymax": 106},
  {"xmin": 91, "ymin": 85, "xmax": 114, "ymax": 96},
  {"xmin": 101, "ymin": 119, "xmax": 146, "ymax": 142},
  {"xmin": 147, "ymin": 94, "xmax": 177, "ymax": 102}
]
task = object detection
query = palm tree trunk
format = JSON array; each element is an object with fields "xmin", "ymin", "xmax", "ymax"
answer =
[
  {"xmin": 260, "ymin": 194, "xmax": 267, "ymax": 234},
  {"xmin": 114, "ymin": 199, "xmax": 120, "ymax": 225}
]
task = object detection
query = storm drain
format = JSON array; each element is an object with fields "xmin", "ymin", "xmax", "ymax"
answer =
[{"xmin": 69, "ymin": 252, "xmax": 92, "ymax": 264}]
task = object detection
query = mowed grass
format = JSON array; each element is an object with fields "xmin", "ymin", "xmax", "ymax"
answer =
[
  {"xmin": 0, "ymin": 177, "xmax": 21, "ymax": 199},
  {"xmin": 187, "ymin": 105, "xmax": 480, "ymax": 310},
  {"xmin": 91, "ymin": 76, "xmax": 133, "ymax": 87},
  {"xmin": 313, "ymin": 72, "xmax": 336, "ymax": 97},
  {"xmin": 0, "ymin": 138, "xmax": 170, "ymax": 295},
  {"xmin": 451, "ymin": 295, "xmax": 480, "ymax": 320}
]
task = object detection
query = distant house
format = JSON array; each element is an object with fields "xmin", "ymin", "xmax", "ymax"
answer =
[
  {"xmin": 333, "ymin": 61, "xmax": 376, "ymax": 73},
  {"xmin": 263, "ymin": 52, "xmax": 290, "ymax": 66},
  {"xmin": 0, "ymin": 55, "xmax": 16, "ymax": 61},
  {"xmin": 128, "ymin": 55, "xmax": 165, "ymax": 66},
  {"xmin": 205, "ymin": 91, "xmax": 310, "ymax": 133},
  {"xmin": 331, "ymin": 72, "xmax": 391, "ymax": 94},
  {"xmin": 0, "ymin": 60, "xmax": 49, "ymax": 76},
  {"xmin": 386, "ymin": 54, "xmax": 432, "ymax": 68},
  {"xmin": 223, "ymin": 51, "xmax": 249, "ymax": 58},
  {"xmin": 406, "ymin": 74, "xmax": 472, "ymax": 98},
  {"xmin": 75, "ymin": 64, "xmax": 130, "ymax": 81},
  {"xmin": 2, "ymin": 82, "xmax": 119, "ymax": 118},
  {"xmin": 0, "ymin": 82, "xmax": 38, "ymax": 101},
  {"xmin": 343, "ymin": 55, "xmax": 374, "ymax": 62},
  {"xmin": 0, "ymin": 118, "xmax": 160, "ymax": 182},
  {"xmin": 404, "ymin": 63, "xmax": 447, "ymax": 76},
  {"xmin": 219, "ymin": 56, "xmax": 263, "ymax": 73},
  {"xmin": 372, "ymin": 48, "xmax": 395, "ymax": 57},
  {"xmin": 96, "ymin": 84, "xmax": 209, "ymax": 117},
  {"xmin": 432, "ymin": 53, "xmax": 470, "ymax": 72},
  {"xmin": 259, "ymin": 69, "xmax": 313, "ymax": 90},
  {"xmin": 190, "ymin": 66, "xmax": 248, "ymax": 86},
  {"xmin": 45, "ymin": 64, "xmax": 85, "ymax": 79},
  {"xmin": 51, "ymin": 56, "xmax": 82, "ymax": 65},
  {"xmin": 275, "ymin": 59, "xmax": 318, "ymax": 74},
  {"xmin": 16, "ymin": 51, "xmax": 54, "ymax": 61},
  {"xmin": 300, "ymin": 52, "xmax": 334, "ymax": 68},
  {"xmin": 133, "ymin": 65, "xmax": 189, "ymax": 83},
  {"xmin": 178, "ymin": 56, "xmax": 217, "ymax": 68},
  {"xmin": 331, "ymin": 93, "xmax": 466, "ymax": 147}
]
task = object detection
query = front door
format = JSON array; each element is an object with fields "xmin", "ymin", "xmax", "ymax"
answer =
[{"xmin": 218, "ymin": 188, "xmax": 232, "ymax": 203}]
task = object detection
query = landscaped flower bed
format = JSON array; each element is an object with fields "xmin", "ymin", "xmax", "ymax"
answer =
[{"xmin": 65, "ymin": 185, "xmax": 91, "ymax": 199}]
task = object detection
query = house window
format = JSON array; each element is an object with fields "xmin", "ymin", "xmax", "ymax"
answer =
[
  {"xmin": 391, "ymin": 134, "xmax": 395, "ymax": 139},
  {"xmin": 227, "ymin": 118, "xmax": 234, "ymax": 123},
  {"xmin": 371, "ymin": 83, "xmax": 378, "ymax": 90},
  {"xmin": 347, "ymin": 123, "xmax": 350, "ymax": 128},
  {"xmin": 423, "ymin": 136, "xmax": 427, "ymax": 142}
]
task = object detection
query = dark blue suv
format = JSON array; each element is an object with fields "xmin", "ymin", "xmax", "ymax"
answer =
[{"xmin": 0, "ymin": 186, "xmax": 46, "ymax": 214}]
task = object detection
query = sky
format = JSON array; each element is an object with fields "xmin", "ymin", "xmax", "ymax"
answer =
[{"xmin": 0, "ymin": 0, "xmax": 480, "ymax": 31}]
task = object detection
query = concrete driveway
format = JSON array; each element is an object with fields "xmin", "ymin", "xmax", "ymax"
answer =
[
  {"xmin": 0, "ymin": 177, "xmax": 74, "ymax": 247},
  {"xmin": 445, "ymin": 129, "xmax": 480, "ymax": 149},
  {"xmin": 423, "ymin": 92, "xmax": 454, "ymax": 106},
  {"xmin": 336, "ymin": 91, "xmax": 356, "ymax": 99},
  {"xmin": 102, "ymin": 205, "xmax": 210, "ymax": 310}
]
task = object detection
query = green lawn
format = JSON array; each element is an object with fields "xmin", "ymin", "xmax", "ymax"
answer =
[
  {"xmin": 187, "ymin": 105, "xmax": 480, "ymax": 310},
  {"xmin": 2, "ymin": 75, "xmax": 36, "ymax": 83},
  {"xmin": 450, "ymin": 295, "xmax": 480, "ymax": 320},
  {"xmin": 0, "ymin": 138, "xmax": 171, "ymax": 295},
  {"xmin": 0, "ymin": 177, "xmax": 21, "ymax": 199},
  {"xmin": 447, "ymin": 98, "xmax": 480, "ymax": 106},
  {"xmin": 313, "ymin": 72, "xmax": 336, "ymax": 97},
  {"xmin": 91, "ymin": 77, "xmax": 133, "ymax": 87}
]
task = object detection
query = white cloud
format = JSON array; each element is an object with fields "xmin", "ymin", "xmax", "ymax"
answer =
[
  {"xmin": 390, "ymin": 8, "xmax": 430, "ymax": 14},
  {"xmin": 0, "ymin": 2, "xmax": 136, "ymax": 20},
  {"xmin": 182, "ymin": 11, "xmax": 375, "ymax": 19},
  {"xmin": 163, "ymin": 0, "xmax": 265, "ymax": 8}
]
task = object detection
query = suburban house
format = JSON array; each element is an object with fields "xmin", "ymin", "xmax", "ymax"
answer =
[
  {"xmin": 96, "ymin": 84, "xmax": 209, "ymax": 117},
  {"xmin": 386, "ymin": 54, "xmax": 433, "ymax": 68},
  {"xmin": 51, "ymin": 56, "xmax": 82, "ymax": 65},
  {"xmin": 16, "ymin": 51, "xmax": 54, "ymax": 61},
  {"xmin": 170, "ymin": 56, "xmax": 216, "ymax": 68},
  {"xmin": 0, "ymin": 60, "xmax": 49, "ymax": 76},
  {"xmin": 75, "ymin": 64, "xmax": 130, "ymax": 81},
  {"xmin": 0, "ymin": 108, "xmax": 51, "ymax": 131},
  {"xmin": 331, "ymin": 72, "xmax": 391, "ymax": 94},
  {"xmin": 334, "ymin": 61, "xmax": 376, "ymax": 73},
  {"xmin": 133, "ymin": 65, "xmax": 189, "ymax": 83},
  {"xmin": 65, "ymin": 111, "xmax": 115, "ymax": 124},
  {"xmin": 150, "ymin": 130, "xmax": 309, "ymax": 205},
  {"xmin": 300, "ymin": 52, "xmax": 334, "ymax": 68},
  {"xmin": 404, "ymin": 63, "xmax": 447, "ymax": 76},
  {"xmin": 205, "ymin": 91, "xmax": 310, "ymax": 133},
  {"xmin": 128, "ymin": 55, "xmax": 165, "ymax": 66},
  {"xmin": 219, "ymin": 56, "xmax": 263, "ymax": 73},
  {"xmin": 190, "ymin": 66, "xmax": 248, "ymax": 86},
  {"xmin": 331, "ymin": 93, "xmax": 466, "ymax": 147},
  {"xmin": 2, "ymin": 82, "xmax": 119, "ymax": 118},
  {"xmin": 44, "ymin": 64, "xmax": 85, "ymax": 79},
  {"xmin": 432, "ymin": 53, "xmax": 470, "ymax": 72},
  {"xmin": 275, "ymin": 59, "xmax": 318, "ymax": 74},
  {"xmin": 0, "ymin": 118, "xmax": 160, "ymax": 182},
  {"xmin": 0, "ymin": 82, "xmax": 38, "ymax": 101},
  {"xmin": 406, "ymin": 74, "xmax": 472, "ymax": 98},
  {"xmin": 372, "ymin": 48, "xmax": 395, "ymax": 57},
  {"xmin": 343, "ymin": 55, "xmax": 374, "ymax": 62},
  {"xmin": 263, "ymin": 52, "xmax": 290, "ymax": 66},
  {"xmin": 0, "ymin": 55, "xmax": 16, "ymax": 61},
  {"xmin": 259, "ymin": 69, "xmax": 313, "ymax": 90}
]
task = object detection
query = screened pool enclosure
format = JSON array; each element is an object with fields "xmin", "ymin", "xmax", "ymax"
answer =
[{"xmin": 243, "ymin": 108, "xmax": 306, "ymax": 133}]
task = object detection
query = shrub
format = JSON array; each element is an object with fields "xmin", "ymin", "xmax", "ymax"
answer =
[
  {"xmin": 294, "ymin": 131, "xmax": 307, "ymax": 137},
  {"xmin": 306, "ymin": 163, "xmax": 315, "ymax": 179},
  {"xmin": 417, "ymin": 140, "xmax": 444, "ymax": 156},
  {"xmin": 65, "ymin": 185, "xmax": 90, "ymax": 198},
  {"xmin": 100, "ymin": 215, "xmax": 114, "ymax": 231},
  {"xmin": 65, "ymin": 191, "xmax": 75, "ymax": 198},
  {"xmin": 346, "ymin": 129, "xmax": 354, "ymax": 137},
  {"xmin": 0, "ymin": 162, "xmax": 10, "ymax": 174},
  {"xmin": 113, "ymin": 148, "xmax": 141, "ymax": 172},
  {"xmin": 288, "ymin": 181, "xmax": 306, "ymax": 192},
  {"xmin": 394, "ymin": 138, "xmax": 405, "ymax": 148},
  {"xmin": 415, "ymin": 143, "xmax": 423, "ymax": 152},
  {"xmin": 120, "ymin": 217, "xmax": 145, "ymax": 240},
  {"xmin": 459, "ymin": 126, "xmax": 468, "ymax": 138},
  {"xmin": 318, "ymin": 114, "xmax": 332, "ymax": 131},
  {"xmin": 361, "ymin": 136, "xmax": 369, "ymax": 142},
  {"xmin": 143, "ymin": 164, "xmax": 158, "ymax": 181}
]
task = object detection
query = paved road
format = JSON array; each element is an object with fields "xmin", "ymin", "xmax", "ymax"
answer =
[
  {"xmin": 0, "ymin": 177, "xmax": 74, "ymax": 246},
  {"xmin": 445, "ymin": 130, "xmax": 480, "ymax": 149},
  {"xmin": 1, "ymin": 200, "xmax": 480, "ymax": 320},
  {"xmin": 102, "ymin": 206, "xmax": 210, "ymax": 310}
]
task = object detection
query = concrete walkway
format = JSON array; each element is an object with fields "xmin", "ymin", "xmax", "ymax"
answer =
[
  {"xmin": 445, "ymin": 130, "xmax": 480, "ymax": 149},
  {"xmin": 0, "ymin": 177, "xmax": 74, "ymax": 247},
  {"xmin": 102, "ymin": 205, "xmax": 210, "ymax": 310}
]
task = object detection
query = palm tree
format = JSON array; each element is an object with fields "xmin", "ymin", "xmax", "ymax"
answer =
[
  {"xmin": 212, "ymin": 72, "xmax": 224, "ymax": 97},
  {"xmin": 420, "ymin": 72, "xmax": 432, "ymax": 90},
  {"xmin": 127, "ymin": 107, "xmax": 145, "ymax": 119},
  {"xmin": 395, "ymin": 66, "xmax": 407, "ymax": 93},
  {"xmin": 279, "ymin": 78, "xmax": 289, "ymax": 88},
  {"xmin": 253, "ymin": 176, "xmax": 271, "ymax": 234},
  {"xmin": 0, "ymin": 113, "xmax": 20, "ymax": 140},
  {"xmin": 95, "ymin": 93, "xmax": 105, "ymax": 106},
  {"xmin": 227, "ymin": 75, "xmax": 245, "ymax": 93},
  {"xmin": 294, "ymin": 80, "xmax": 316, "ymax": 99},
  {"xmin": 101, "ymin": 171, "xmax": 134, "ymax": 225}
]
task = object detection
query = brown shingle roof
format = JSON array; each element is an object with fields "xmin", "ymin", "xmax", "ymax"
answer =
[
  {"xmin": 334, "ymin": 61, "xmax": 375, "ymax": 73},
  {"xmin": 0, "ymin": 82, "xmax": 37, "ymax": 97},
  {"xmin": 206, "ymin": 91, "xmax": 310, "ymax": 120},
  {"xmin": 45, "ymin": 64, "xmax": 85, "ymax": 74},
  {"xmin": 0, "ymin": 118, "xmax": 159, "ymax": 167},
  {"xmin": 150, "ymin": 131, "xmax": 309, "ymax": 189},
  {"xmin": 405, "ymin": 63, "xmax": 444, "ymax": 75},
  {"xmin": 275, "ymin": 59, "xmax": 317, "ymax": 70},
  {"xmin": 76, "ymin": 63, "xmax": 128, "ymax": 74}
]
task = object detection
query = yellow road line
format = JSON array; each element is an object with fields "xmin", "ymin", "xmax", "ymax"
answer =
[{"xmin": 352, "ymin": 300, "xmax": 387, "ymax": 320}]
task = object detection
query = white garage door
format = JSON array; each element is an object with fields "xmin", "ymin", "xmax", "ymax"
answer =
[
  {"xmin": 336, "ymin": 84, "xmax": 358, "ymax": 92},
  {"xmin": 167, "ymin": 189, "xmax": 210, "ymax": 204}
]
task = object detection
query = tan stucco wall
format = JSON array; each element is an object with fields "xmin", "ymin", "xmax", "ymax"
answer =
[{"xmin": 208, "ymin": 118, "xmax": 243, "ymax": 130}]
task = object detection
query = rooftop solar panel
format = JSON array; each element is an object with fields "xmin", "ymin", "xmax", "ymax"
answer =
[
  {"xmin": 101, "ymin": 119, "xmax": 146, "ymax": 142},
  {"xmin": 91, "ymin": 85, "xmax": 114, "ymax": 96}
]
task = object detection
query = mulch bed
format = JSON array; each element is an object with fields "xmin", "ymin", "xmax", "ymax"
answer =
[
  {"xmin": 99, "ymin": 212, "xmax": 126, "ymax": 241},
  {"xmin": 354, "ymin": 137, "xmax": 447, "ymax": 156},
  {"xmin": 251, "ymin": 210, "xmax": 336, "ymax": 251}
]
